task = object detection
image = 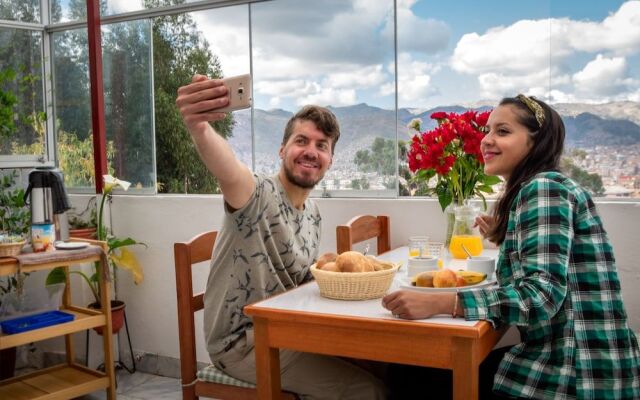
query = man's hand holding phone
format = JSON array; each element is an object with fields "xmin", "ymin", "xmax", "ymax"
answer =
[{"xmin": 176, "ymin": 74, "xmax": 252, "ymax": 132}]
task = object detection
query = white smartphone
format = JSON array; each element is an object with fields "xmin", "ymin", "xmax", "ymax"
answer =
[{"xmin": 216, "ymin": 73, "xmax": 252, "ymax": 113}]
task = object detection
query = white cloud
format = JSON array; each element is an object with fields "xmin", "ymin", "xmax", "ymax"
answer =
[
  {"xmin": 449, "ymin": 1, "xmax": 640, "ymax": 103},
  {"xmin": 573, "ymin": 54, "xmax": 632, "ymax": 96},
  {"xmin": 387, "ymin": 52, "xmax": 439, "ymax": 106},
  {"xmin": 192, "ymin": 8, "xmax": 250, "ymax": 76},
  {"xmin": 451, "ymin": 20, "xmax": 551, "ymax": 75},
  {"xmin": 323, "ymin": 65, "xmax": 386, "ymax": 89},
  {"xmin": 297, "ymin": 87, "xmax": 357, "ymax": 107},
  {"xmin": 107, "ymin": 0, "xmax": 142, "ymax": 14},
  {"xmin": 476, "ymin": 68, "xmax": 552, "ymax": 100},
  {"xmin": 384, "ymin": 1, "xmax": 450, "ymax": 54},
  {"xmin": 557, "ymin": 1, "xmax": 640, "ymax": 56}
]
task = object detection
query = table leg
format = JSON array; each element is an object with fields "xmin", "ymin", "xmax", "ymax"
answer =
[
  {"xmin": 253, "ymin": 318, "xmax": 281, "ymax": 400},
  {"xmin": 452, "ymin": 337, "xmax": 478, "ymax": 400}
]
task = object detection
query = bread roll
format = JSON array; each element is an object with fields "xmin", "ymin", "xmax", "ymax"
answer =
[
  {"xmin": 319, "ymin": 261, "xmax": 340, "ymax": 272},
  {"xmin": 316, "ymin": 252, "xmax": 338, "ymax": 269},
  {"xmin": 415, "ymin": 270, "xmax": 437, "ymax": 287},
  {"xmin": 336, "ymin": 251, "xmax": 373, "ymax": 273},
  {"xmin": 433, "ymin": 269, "xmax": 457, "ymax": 288}
]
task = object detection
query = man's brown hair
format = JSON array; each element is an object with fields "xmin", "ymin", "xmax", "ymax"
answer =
[{"xmin": 282, "ymin": 105, "xmax": 341, "ymax": 153}]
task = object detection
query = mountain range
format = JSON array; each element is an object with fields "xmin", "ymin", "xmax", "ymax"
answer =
[{"xmin": 228, "ymin": 101, "xmax": 640, "ymax": 164}]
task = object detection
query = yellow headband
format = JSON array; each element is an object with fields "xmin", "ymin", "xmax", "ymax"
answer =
[{"xmin": 516, "ymin": 94, "xmax": 545, "ymax": 128}]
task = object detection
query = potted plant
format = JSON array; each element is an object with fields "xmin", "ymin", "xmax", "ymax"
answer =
[
  {"xmin": 0, "ymin": 171, "xmax": 30, "ymax": 256},
  {"xmin": 0, "ymin": 170, "xmax": 31, "ymax": 380},
  {"xmin": 46, "ymin": 175, "xmax": 146, "ymax": 335},
  {"xmin": 67, "ymin": 197, "xmax": 98, "ymax": 240}
]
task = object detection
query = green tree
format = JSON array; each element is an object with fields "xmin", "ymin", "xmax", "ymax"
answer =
[
  {"xmin": 146, "ymin": 0, "xmax": 235, "ymax": 193},
  {"xmin": 561, "ymin": 157, "xmax": 605, "ymax": 196},
  {"xmin": 0, "ymin": 1, "xmax": 44, "ymax": 154},
  {"xmin": 353, "ymin": 137, "xmax": 397, "ymax": 189},
  {"xmin": 350, "ymin": 177, "xmax": 370, "ymax": 190}
]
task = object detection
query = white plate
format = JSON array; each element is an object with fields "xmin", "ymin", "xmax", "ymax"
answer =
[
  {"xmin": 55, "ymin": 241, "xmax": 89, "ymax": 250},
  {"xmin": 399, "ymin": 276, "xmax": 497, "ymax": 292}
]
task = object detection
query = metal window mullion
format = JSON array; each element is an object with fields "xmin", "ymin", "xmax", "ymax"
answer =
[
  {"xmin": 0, "ymin": 19, "xmax": 44, "ymax": 30},
  {"xmin": 44, "ymin": 0, "xmax": 272, "ymax": 32},
  {"xmin": 393, "ymin": 0, "xmax": 399, "ymax": 198},
  {"xmin": 248, "ymin": 3, "xmax": 255, "ymax": 172},
  {"xmin": 41, "ymin": 0, "xmax": 55, "ymax": 165},
  {"xmin": 148, "ymin": 19, "xmax": 158, "ymax": 194}
]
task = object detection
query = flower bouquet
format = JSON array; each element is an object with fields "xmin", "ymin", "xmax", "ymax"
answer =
[{"xmin": 407, "ymin": 110, "xmax": 501, "ymax": 211}]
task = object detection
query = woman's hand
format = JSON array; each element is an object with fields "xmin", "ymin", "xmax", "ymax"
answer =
[
  {"xmin": 382, "ymin": 290, "xmax": 456, "ymax": 320},
  {"xmin": 474, "ymin": 214, "xmax": 496, "ymax": 239}
]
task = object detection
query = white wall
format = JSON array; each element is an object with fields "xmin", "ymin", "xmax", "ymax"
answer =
[{"xmin": 78, "ymin": 194, "xmax": 640, "ymax": 364}]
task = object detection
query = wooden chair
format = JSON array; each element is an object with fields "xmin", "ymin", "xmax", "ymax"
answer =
[
  {"xmin": 174, "ymin": 231, "xmax": 297, "ymax": 400},
  {"xmin": 336, "ymin": 215, "xmax": 391, "ymax": 255}
]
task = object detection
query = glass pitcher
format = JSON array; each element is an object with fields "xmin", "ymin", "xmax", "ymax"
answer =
[{"xmin": 449, "ymin": 202, "xmax": 483, "ymax": 259}]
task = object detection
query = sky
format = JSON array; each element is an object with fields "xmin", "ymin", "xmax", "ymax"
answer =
[{"xmin": 69, "ymin": 0, "xmax": 640, "ymax": 111}]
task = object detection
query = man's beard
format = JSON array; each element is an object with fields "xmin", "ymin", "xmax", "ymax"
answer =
[{"xmin": 283, "ymin": 161, "xmax": 323, "ymax": 189}]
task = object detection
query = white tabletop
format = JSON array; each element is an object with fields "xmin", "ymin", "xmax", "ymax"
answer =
[{"xmin": 253, "ymin": 246, "xmax": 499, "ymax": 327}]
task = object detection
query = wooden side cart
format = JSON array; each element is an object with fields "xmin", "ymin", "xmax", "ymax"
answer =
[{"xmin": 0, "ymin": 244, "xmax": 116, "ymax": 400}]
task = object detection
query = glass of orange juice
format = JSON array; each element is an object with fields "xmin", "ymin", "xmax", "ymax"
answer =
[
  {"xmin": 408, "ymin": 236, "xmax": 429, "ymax": 258},
  {"xmin": 449, "ymin": 202, "xmax": 483, "ymax": 259},
  {"xmin": 449, "ymin": 234, "xmax": 483, "ymax": 259}
]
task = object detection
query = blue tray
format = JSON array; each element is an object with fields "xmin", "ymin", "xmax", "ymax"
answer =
[{"xmin": 0, "ymin": 310, "xmax": 75, "ymax": 334}]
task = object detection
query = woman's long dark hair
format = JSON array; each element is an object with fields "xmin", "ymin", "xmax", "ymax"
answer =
[{"xmin": 486, "ymin": 96, "xmax": 566, "ymax": 244}]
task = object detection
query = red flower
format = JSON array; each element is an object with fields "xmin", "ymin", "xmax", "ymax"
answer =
[
  {"xmin": 406, "ymin": 108, "xmax": 497, "ymax": 207},
  {"xmin": 430, "ymin": 111, "xmax": 448, "ymax": 120}
]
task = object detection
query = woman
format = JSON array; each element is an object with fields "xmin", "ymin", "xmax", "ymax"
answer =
[{"xmin": 383, "ymin": 95, "xmax": 640, "ymax": 399}]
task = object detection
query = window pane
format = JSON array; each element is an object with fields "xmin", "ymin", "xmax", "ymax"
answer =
[
  {"xmin": 53, "ymin": 22, "xmax": 156, "ymax": 192},
  {"xmin": 52, "ymin": 28, "xmax": 94, "ymax": 189},
  {"xmin": 0, "ymin": 28, "xmax": 44, "ymax": 157},
  {"xmin": 251, "ymin": 0, "xmax": 396, "ymax": 195},
  {"xmin": 151, "ymin": 6, "xmax": 250, "ymax": 193},
  {"xmin": 50, "ymin": 0, "xmax": 86, "ymax": 24},
  {"xmin": 550, "ymin": 1, "xmax": 640, "ymax": 199},
  {"xmin": 103, "ymin": 20, "xmax": 155, "ymax": 191},
  {"xmin": 0, "ymin": 0, "xmax": 40, "ymax": 23},
  {"xmin": 396, "ymin": 1, "xmax": 552, "ymax": 197}
]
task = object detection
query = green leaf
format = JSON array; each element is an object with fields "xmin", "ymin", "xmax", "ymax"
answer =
[
  {"xmin": 437, "ymin": 186, "xmax": 453, "ymax": 211},
  {"xmin": 46, "ymin": 267, "xmax": 67, "ymax": 286},
  {"xmin": 477, "ymin": 184, "xmax": 495, "ymax": 193},
  {"xmin": 107, "ymin": 237, "xmax": 147, "ymax": 252},
  {"xmin": 481, "ymin": 175, "xmax": 502, "ymax": 185}
]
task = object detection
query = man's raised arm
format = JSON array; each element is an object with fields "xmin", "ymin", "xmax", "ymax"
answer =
[{"xmin": 176, "ymin": 74, "xmax": 255, "ymax": 209}]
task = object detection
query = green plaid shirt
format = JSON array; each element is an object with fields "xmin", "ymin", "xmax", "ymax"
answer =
[{"xmin": 459, "ymin": 172, "xmax": 640, "ymax": 399}]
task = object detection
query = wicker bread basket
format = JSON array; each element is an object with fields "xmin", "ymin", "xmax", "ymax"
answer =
[
  {"xmin": 0, "ymin": 241, "xmax": 26, "ymax": 258},
  {"xmin": 310, "ymin": 262, "xmax": 400, "ymax": 300}
]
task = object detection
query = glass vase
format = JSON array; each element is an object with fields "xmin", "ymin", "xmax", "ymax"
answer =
[{"xmin": 448, "ymin": 201, "xmax": 483, "ymax": 259}]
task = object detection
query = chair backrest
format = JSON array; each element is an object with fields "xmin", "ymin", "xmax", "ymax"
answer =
[
  {"xmin": 174, "ymin": 231, "xmax": 297, "ymax": 400},
  {"xmin": 336, "ymin": 215, "xmax": 390, "ymax": 255},
  {"xmin": 174, "ymin": 231, "xmax": 218, "ymax": 399}
]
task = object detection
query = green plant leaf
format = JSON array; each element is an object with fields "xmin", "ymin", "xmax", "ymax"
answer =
[
  {"xmin": 45, "ymin": 267, "xmax": 67, "ymax": 286},
  {"xmin": 481, "ymin": 175, "xmax": 502, "ymax": 185},
  {"xmin": 107, "ymin": 237, "xmax": 147, "ymax": 251},
  {"xmin": 477, "ymin": 184, "xmax": 495, "ymax": 193}
]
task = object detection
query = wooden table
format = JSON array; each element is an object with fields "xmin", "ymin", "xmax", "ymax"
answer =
[{"xmin": 244, "ymin": 247, "xmax": 505, "ymax": 400}]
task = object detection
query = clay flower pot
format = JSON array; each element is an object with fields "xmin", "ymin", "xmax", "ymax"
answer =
[
  {"xmin": 69, "ymin": 227, "xmax": 97, "ymax": 240},
  {"xmin": 88, "ymin": 300, "xmax": 126, "ymax": 335}
]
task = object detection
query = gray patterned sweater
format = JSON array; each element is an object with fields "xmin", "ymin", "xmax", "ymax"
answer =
[{"xmin": 204, "ymin": 174, "xmax": 321, "ymax": 357}]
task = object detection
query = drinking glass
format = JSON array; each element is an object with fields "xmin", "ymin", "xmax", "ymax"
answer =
[{"xmin": 408, "ymin": 236, "xmax": 430, "ymax": 258}]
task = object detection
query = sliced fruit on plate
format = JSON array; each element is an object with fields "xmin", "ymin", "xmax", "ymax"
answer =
[{"xmin": 456, "ymin": 270, "xmax": 487, "ymax": 285}]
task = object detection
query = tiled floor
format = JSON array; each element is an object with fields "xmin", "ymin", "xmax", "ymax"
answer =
[{"xmin": 77, "ymin": 370, "xmax": 184, "ymax": 400}]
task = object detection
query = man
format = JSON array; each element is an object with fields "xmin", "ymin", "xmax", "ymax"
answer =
[{"xmin": 176, "ymin": 75, "xmax": 386, "ymax": 399}]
